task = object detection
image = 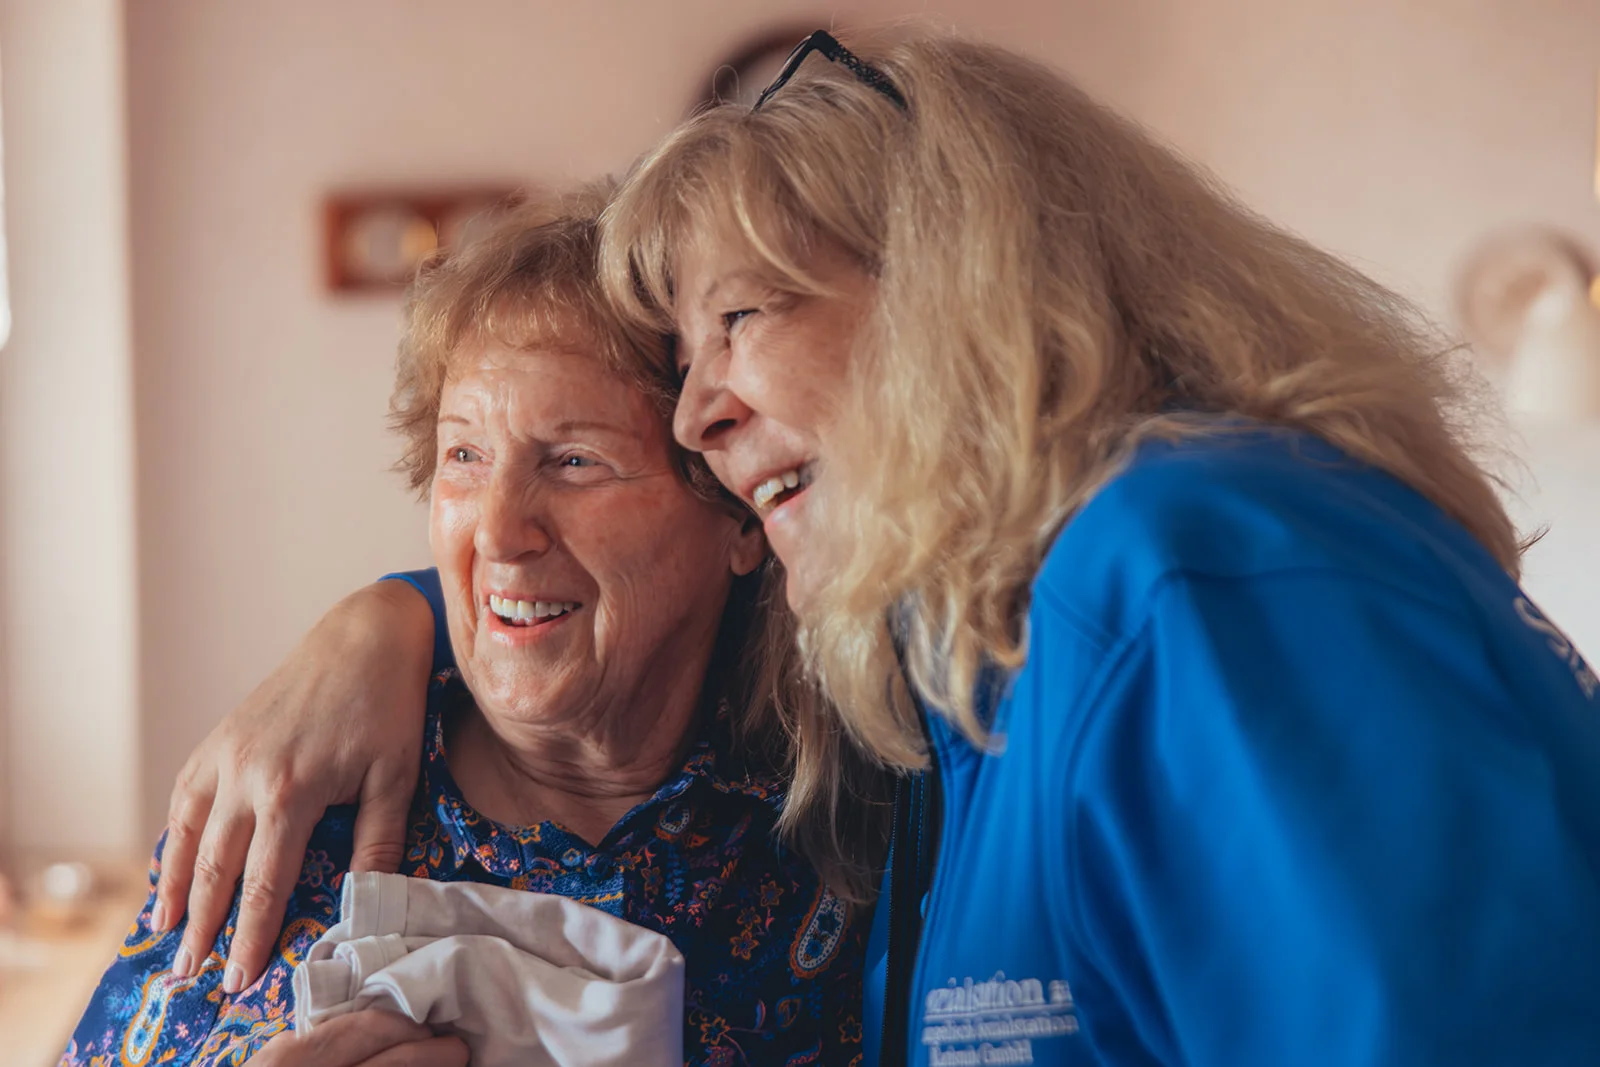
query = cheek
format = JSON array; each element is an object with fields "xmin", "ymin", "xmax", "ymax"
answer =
[
  {"xmin": 578, "ymin": 498, "xmax": 736, "ymax": 628},
  {"xmin": 738, "ymin": 326, "xmax": 851, "ymax": 429},
  {"xmin": 702, "ymin": 453, "xmax": 739, "ymax": 496},
  {"xmin": 797, "ymin": 324, "xmax": 857, "ymax": 415},
  {"xmin": 586, "ymin": 508, "xmax": 684, "ymax": 600},
  {"xmin": 429, "ymin": 485, "xmax": 480, "ymax": 609},
  {"xmin": 429, "ymin": 485, "xmax": 476, "ymax": 556}
]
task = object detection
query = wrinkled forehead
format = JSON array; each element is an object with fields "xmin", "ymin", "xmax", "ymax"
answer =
[
  {"xmin": 443, "ymin": 339, "xmax": 672, "ymax": 443},
  {"xmin": 673, "ymin": 233, "xmax": 778, "ymax": 310},
  {"xmin": 628, "ymin": 163, "xmax": 825, "ymax": 303},
  {"xmin": 446, "ymin": 287, "xmax": 648, "ymax": 392},
  {"xmin": 449, "ymin": 289, "xmax": 655, "ymax": 385},
  {"xmin": 672, "ymin": 216, "xmax": 842, "ymax": 325}
]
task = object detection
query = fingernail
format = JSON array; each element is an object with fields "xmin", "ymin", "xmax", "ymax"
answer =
[
  {"xmin": 150, "ymin": 902, "xmax": 168, "ymax": 932},
  {"xmin": 172, "ymin": 945, "xmax": 194, "ymax": 978},
  {"xmin": 223, "ymin": 962, "xmax": 245, "ymax": 994}
]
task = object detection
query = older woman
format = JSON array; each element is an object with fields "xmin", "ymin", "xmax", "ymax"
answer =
[
  {"xmin": 155, "ymin": 28, "xmax": 1600, "ymax": 1067},
  {"xmin": 60, "ymin": 199, "xmax": 877, "ymax": 1067}
]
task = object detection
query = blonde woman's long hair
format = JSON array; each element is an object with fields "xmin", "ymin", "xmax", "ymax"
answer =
[{"xmin": 601, "ymin": 33, "xmax": 1521, "ymax": 774}]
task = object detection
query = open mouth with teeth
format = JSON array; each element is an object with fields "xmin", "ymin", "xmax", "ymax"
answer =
[
  {"xmin": 751, "ymin": 466, "xmax": 814, "ymax": 517},
  {"xmin": 488, "ymin": 593, "xmax": 580, "ymax": 627}
]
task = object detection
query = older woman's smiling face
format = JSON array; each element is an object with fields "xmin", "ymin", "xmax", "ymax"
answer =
[{"xmin": 431, "ymin": 339, "xmax": 765, "ymax": 732}]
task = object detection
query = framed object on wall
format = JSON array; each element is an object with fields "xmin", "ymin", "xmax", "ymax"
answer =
[{"xmin": 323, "ymin": 188, "xmax": 522, "ymax": 292}]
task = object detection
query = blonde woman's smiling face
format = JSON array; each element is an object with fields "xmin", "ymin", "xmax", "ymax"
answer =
[{"xmin": 670, "ymin": 239, "xmax": 875, "ymax": 609}]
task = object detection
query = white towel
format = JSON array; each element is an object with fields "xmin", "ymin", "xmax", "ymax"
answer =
[{"xmin": 292, "ymin": 872, "xmax": 685, "ymax": 1067}]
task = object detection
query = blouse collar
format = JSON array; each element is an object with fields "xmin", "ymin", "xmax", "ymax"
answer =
[{"xmin": 418, "ymin": 671, "xmax": 787, "ymax": 879}]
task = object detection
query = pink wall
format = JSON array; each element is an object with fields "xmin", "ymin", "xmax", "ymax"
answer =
[
  {"xmin": 1103, "ymin": 0, "xmax": 1600, "ymax": 314},
  {"xmin": 120, "ymin": 0, "xmax": 1600, "ymax": 846}
]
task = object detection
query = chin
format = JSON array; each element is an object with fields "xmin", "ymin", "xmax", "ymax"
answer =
[{"xmin": 780, "ymin": 567, "xmax": 823, "ymax": 617}]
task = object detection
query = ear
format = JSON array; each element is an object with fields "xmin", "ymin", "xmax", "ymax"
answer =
[{"xmin": 727, "ymin": 514, "xmax": 770, "ymax": 578}]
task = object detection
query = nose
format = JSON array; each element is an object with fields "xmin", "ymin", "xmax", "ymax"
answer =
[
  {"xmin": 673, "ymin": 353, "xmax": 753, "ymax": 454},
  {"xmin": 474, "ymin": 471, "xmax": 554, "ymax": 562}
]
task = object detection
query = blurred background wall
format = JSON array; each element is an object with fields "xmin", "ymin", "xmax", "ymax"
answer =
[
  {"xmin": 1, "ymin": 0, "xmax": 1597, "ymax": 862},
  {"xmin": 1, "ymin": 0, "xmax": 138, "ymax": 859}
]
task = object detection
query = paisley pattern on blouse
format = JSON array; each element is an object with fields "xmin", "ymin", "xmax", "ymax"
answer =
[{"xmin": 60, "ymin": 672, "xmax": 866, "ymax": 1066}]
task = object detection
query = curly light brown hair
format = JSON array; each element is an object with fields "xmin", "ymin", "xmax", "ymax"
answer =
[{"xmin": 389, "ymin": 186, "xmax": 890, "ymax": 901}]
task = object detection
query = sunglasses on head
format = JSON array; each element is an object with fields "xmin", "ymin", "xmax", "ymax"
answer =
[{"xmin": 751, "ymin": 30, "xmax": 907, "ymax": 113}]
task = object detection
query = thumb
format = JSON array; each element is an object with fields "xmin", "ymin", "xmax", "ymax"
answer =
[{"xmin": 349, "ymin": 762, "xmax": 415, "ymax": 873}]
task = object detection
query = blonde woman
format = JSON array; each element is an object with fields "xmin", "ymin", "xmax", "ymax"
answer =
[{"xmin": 154, "ymin": 30, "xmax": 1600, "ymax": 1067}]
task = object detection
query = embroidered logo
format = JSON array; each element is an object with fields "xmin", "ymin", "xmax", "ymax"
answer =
[
  {"xmin": 921, "ymin": 973, "xmax": 1078, "ymax": 1065},
  {"xmin": 1515, "ymin": 596, "xmax": 1598, "ymax": 699}
]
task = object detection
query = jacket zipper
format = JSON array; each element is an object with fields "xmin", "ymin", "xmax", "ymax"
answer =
[
  {"xmin": 879, "ymin": 774, "xmax": 912, "ymax": 1067},
  {"xmin": 879, "ymin": 739, "xmax": 942, "ymax": 1066}
]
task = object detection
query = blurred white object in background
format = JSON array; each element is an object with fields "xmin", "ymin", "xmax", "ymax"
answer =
[
  {"xmin": 39, "ymin": 863, "xmax": 93, "ymax": 905},
  {"xmin": 32, "ymin": 862, "xmax": 96, "ymax": 933},
  {"xmin": 1455, "ymin": 228, "xmax": 1591, "ymax": 373},
  {"xmin": 1506, "ymin": 279, "xmax": 1600, "ymax": 422},
  {"xmin": 0, "ymin": 859, "xmax": 147, "ymax": 1066}
]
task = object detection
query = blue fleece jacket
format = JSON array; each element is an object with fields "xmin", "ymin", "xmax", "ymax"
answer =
[{"xmin": 866, "ymin": 427, "xmax": 1600, "ymax": 1066}]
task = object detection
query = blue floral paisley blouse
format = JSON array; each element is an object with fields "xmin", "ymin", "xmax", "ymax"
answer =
[{"xmin": 60, "ymin": 671, "xmax": 866, "ymax": 1066}]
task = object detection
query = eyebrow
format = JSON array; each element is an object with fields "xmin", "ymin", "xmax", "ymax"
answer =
[
  {"xmin": 697, "ymin": 268, "xmax": 768, "ymax": 303},
  {"xmin": 436, "ymin": 413, "xmax": 634, "ymax": 437},
  {"xmin": 549, "ymin": 417, "xmax": 633, "ymax": 436}
]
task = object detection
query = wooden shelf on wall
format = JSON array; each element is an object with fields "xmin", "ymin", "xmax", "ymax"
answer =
[{"xmin": 323, "ymin": 187, "xmax": 523, "ymax": 293}]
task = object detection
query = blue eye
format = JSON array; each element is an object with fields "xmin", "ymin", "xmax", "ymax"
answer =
[
  {"xmin": 561, "ymin": 454, "xmax": 597, "ymax": 468},
  {"xmin": 449, "ymin": 446, "xmax": 478, "ymax": 463}
]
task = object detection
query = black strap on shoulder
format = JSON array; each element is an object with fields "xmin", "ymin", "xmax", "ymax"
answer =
[{"xmin": 879, "ymin": 767, "xmax": 941, "ymax": 1067}]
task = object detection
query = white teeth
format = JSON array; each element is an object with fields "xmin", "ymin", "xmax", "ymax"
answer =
[
  {"xmin": 752, "ymin": 477, "xmax": 783, "ymax": 511},
  {"xmin": 489, "ymin": 595, "xmax": 579, "ymax": 622},
  {"xmin": 752, "ymin": 470, "xmax": 803, "ymax": 513}
]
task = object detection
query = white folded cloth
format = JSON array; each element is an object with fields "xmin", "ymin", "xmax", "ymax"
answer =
[{"xmin": 292, "ymin": 872, "xmax": 685, "ymax": 1067}]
